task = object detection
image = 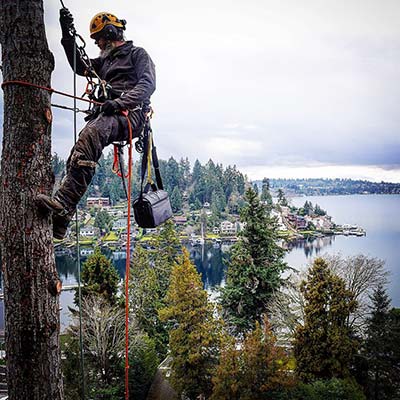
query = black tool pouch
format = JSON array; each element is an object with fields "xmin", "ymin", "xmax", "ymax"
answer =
[{"xmin": 133, "ymin": 123, "xmax": 172, "ymax": 228}]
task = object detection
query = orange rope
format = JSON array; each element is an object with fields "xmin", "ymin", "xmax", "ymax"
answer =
[
  {"xmin": 122, "ymin": 110, "xmax": 133, "ymax": 400},
  {"xmin": 1, "ymin": 80, "xmax": 102, "ymax": 106}
]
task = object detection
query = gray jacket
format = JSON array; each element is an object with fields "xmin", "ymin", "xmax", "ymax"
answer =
[{"xmin": 61, "ymin": 38, "xmax": 156, "ymax": 109}]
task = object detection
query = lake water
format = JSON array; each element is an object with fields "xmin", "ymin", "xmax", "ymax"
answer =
[{"xmin": 2, "ymin": 194, "xmax": 399, "ymax": 332}]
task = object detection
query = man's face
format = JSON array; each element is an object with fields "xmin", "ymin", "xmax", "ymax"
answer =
[{"xmin": 95, "ymin": 37, "xmax": 107, "ymax": 51}]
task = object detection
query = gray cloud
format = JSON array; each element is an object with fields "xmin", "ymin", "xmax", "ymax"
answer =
[{"xmin": 1, "ymin": 0, "xmax": 400, "ymax": 181}]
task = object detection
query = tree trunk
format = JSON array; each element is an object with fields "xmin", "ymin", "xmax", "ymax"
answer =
[{"xmin": 0, "ymin": 1, "xmax": 63, "ymax": 399}]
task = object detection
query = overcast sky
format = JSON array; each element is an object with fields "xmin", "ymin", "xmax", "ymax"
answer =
[{"xmin": 1, "ymin": 0, "xmax": 400, "ymax": 182}]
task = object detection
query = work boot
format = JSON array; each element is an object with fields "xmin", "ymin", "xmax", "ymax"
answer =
[
  {"xmin": 37, "ymin": 194, "xmax": 66, "ymax": 215},
  {"xmin": 37, "ymin": 194, "xmax": 74, "ymax": 240}
]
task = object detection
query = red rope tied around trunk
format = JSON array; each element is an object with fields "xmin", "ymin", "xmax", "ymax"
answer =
[
  {"xmin": 1, "ymin": 80, "xmax": 102, "ymax": 106},
  {"xmin": 121, "ymin": 109, "xmax": 133, "ymax": 400}
]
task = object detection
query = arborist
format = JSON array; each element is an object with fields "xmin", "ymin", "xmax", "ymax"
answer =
[{"xmin": 38, "ymin": 8, "xmax": 156, "ymax": 239}]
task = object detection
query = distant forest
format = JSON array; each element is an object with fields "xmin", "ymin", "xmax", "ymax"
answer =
[
  {"xmin": 52, "ymin": 153, "xmax": 400, "ymax": 211},
  {"xmin": 255, "ymin": 178, "xmax": 400, "ymax": 196}
]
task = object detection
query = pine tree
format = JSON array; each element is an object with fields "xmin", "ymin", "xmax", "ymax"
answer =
[
  {"xmin": 260, "ymin": 177, "xmax": 273, "ymax": 207},
  {"xmin": 294, "ymin": 258, "xmax": 358, "ymax": 382},
  {"xmin": 159, "ymin": 249, "xmax": 224, "ymax": 399},
  {"xmin": 361, "ymin": 285, "xmax": 400, "ymax": 400},
  {"xmin": 221, "ymin": 187, "xmax": 287, "ymax": 334},
  {"xmin": 170, "ymin": 186, "xmax": 183, "ymax": 213},
  {"xmin": 130, "ymin": 221, "xmax": 181, "ymax": 357},
  {"xmin": 75, "ymin": 247, "xmax": 120, "ymax": 306},
  {"xmin": 277, "ymin": 188, "xmax": 288, "ymax": 206},
  {"xmin": 129, "ymin": 245, "xmax": 166, "ymax": 356}
]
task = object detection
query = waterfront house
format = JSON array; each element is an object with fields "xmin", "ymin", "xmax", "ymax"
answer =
[
  {"xmin": 80, "ymin": 225, "xmax": 99, "ymax": 238},
  {"xmin": 220, "ymin": 220, "xmax": 236, "ymax": 235},
  {"xmin": 173, "ymin": 215, "xmax": 188, "ymax": 225},
  {"xmin": 86, "ymin": 197, "xmax": 110, "ymax": 208},
  {"xmin": 287, "ymin": 214, "xmax": 308, "ymax": 230}
]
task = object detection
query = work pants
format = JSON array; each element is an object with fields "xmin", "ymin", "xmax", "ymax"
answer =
[{"xmin": 55, "ymin": 110, "xmax": 144, "ymax": 213}]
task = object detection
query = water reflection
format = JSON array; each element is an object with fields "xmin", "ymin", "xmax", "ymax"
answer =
[
  {"xmin": 55, "ymin": 242, "xmax": 230, "ymax": 291},
  {"xmin": 287, "ymin": 235, "xmax": 336, "ymax": 258}
]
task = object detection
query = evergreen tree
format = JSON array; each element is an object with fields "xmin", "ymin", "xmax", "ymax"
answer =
[
  {"xmin": 260, "ymin": 177, "xmax": 273, "ymax": 208},
  {"xmin": 211, "ymin": 316, "xmax": 294, "ymax": 399},
  {"xmin": 361, "ymin": 285, "xmax": 400, "ymax": 400},
  {"xmin": 277, "ymin": 188, "xmax": 288, "ymax": 206},
  {"xmin": 253, "ymin": 182, "xmax": 259, "ymax": 195},
  {"xmin": 294, "ymin": 258, "xmax": 358, "ymax": 382},
  {"xmin": 153, "ymin": 220, "xmax": 181, "ymax": 296},
  {"xmin": 130, "ymin": 221, "xmax": 181, "ymax": 357},
  {"xmin": 170, "ymin": 186, "xmax": 183, "ymax": 213},
  {"xmin": 179, "ymin": 157, "xmax": 191, "ymax": 190},
  {"xmin": 94, "ymin": 209, "xmax": 112, "ymax": 232},
  {"xmin": 164, "ymin": 156, "xmax": 180, "ymax": 193},
  {"xmin": 221, "ymin": 187, "xmax": 287, "ymax": 334},
  {"xmin": 75, "ymin": 247, "xmax": 120, "ymax": 306},
  {"xmin": 52, "ymin": 152, "xmax": 66, "ymax": 177},
  {"xmin": 314, "ymin": 203, "xmax": 327, "ymax": 216},
  {"xmin": 159, "ymin": 249, "xmax": 224, "ymax": 399},
  {"xmin": 129, "ymin": 245, "xmax": 166, "ymax": 356},
  {"xmin": 192, "ymin": 159, "xmax": 203, "ymax": 183}
]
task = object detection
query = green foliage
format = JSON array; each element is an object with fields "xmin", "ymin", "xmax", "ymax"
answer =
[
  {"xmin": 94, "ymin": 209, "xmax": 112, "ymax": 232},
  {"xmin": 130, "ymin": 221, "xmax": 181, "ymax": 358},
  {"xmin": 283, "ymin": 379, "xmax": 366, "ymax": 400},
  {"xmin": 294, "ymin": 258, "xmax": 358, "ymax": 382},
  {"xmin": 211, "ymin": 316, "xmax": 295, "ymax": 399},
  {"xmin": 221, "ymin": 187, "xmax": 287, "ymax": 334},
  {"xmin": 170, "ymin": 186, "xmax": 183, "ymax": 213},
  {"xmin": 128, "ymin": 335, "xmax": 159, "ymax": 400},
  {"xmin": 359, "ymin": 285, "xmax": 400, "ymax": 400},
  {"xmin": 52, "ymin": 152, "xmax": 65, "ymax": 176},
  {"xmin": 159, "ymin": 249, "xmax": 224, "ymax": 399},
  {"xmin": 277, "ymin": 188, "xmax": 288, "ymax": 206},
  {"xmin": 75, "ymin": 247, "xmax": 119, "ymax": 306},
  {"xmin": 260, "ymin": 177, "xmax": 273, "ymax": 207}
]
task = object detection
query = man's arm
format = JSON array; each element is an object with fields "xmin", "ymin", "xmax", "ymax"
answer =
[
  {"xmin": 60, "ymin": 37, "xmax": 102, "ymax": 77},
  {"xmin": 59, "ymin": 8, "xmax": 102, "ymax": 77},
  {"xmin": 114, "ymin": 47, "xmax": 156, "ymax": 110}
]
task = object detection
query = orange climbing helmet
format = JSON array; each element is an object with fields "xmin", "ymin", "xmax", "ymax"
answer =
[{"xmin": 90, "ymin": 12, "xmax": 126, "ymax": 39}]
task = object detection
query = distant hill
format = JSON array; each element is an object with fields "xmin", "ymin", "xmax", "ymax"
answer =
[{"xmin": 253, "ymin": 178, "xmax": 400, "ymax": 196}]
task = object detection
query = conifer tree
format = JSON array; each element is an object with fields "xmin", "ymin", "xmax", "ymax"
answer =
[
  {"xmin": 159, "ymin": 249, "xmax": 224, "ymax": 399},
  {"xmin": 75, "ymin": 247, "xmax": 119, "ymax": 306},
  {"xmin": 130, "ymin": 221, "xmax": 181, "ymax": 357},
  {"xmin": 294, "ymin": 258, "xmax": 358, "ymax": 382},
  {"xmin": 170, "ymin": 186, "xmax": 183, "ymax": 213},
  {"xmin": 221, "ymin": 187, "xmax": 287, "ymax": 334},
  {"xmin": 277, "ymin": 188, "xmax": 288, "ymax": 206},
  {"xmin": 260, "ymin": 177, "xmax": 273, "ymax": 207},
  {"xmin": 361, "ymin": 285, "xmax": 400, "ymax": 400}
]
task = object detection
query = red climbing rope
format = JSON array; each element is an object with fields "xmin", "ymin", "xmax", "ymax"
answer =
[
  {"xmin": 1, "ymin": 80, "xmax": 102, "ymax": 106},
  {"xmin": 122, "ymin": 110, "xmax": 133, "ymax": 400}
]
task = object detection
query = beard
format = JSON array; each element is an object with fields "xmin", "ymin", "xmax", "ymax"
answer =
[{"xmin": 99, "ymin": 41, "xmax": 117, "ymax": 58}]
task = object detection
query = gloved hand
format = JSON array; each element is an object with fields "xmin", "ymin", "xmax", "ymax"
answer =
[
  {"xmin": 60, "ymin": 8, "xmax": 75, "ymax": 38},
  {"xmin": 101, "ymin": 100, "xmax": 121, "ymax": 116}
]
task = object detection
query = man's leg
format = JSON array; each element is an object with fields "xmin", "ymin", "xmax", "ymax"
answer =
[{"xmin": 38, "ymin": 114, "xmax": 121, "ymax": 239}]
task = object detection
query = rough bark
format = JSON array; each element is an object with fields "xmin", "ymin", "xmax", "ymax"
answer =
[{"xmin": 0, "ymin": 1, "xmax": 63, "ymax": 399}]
